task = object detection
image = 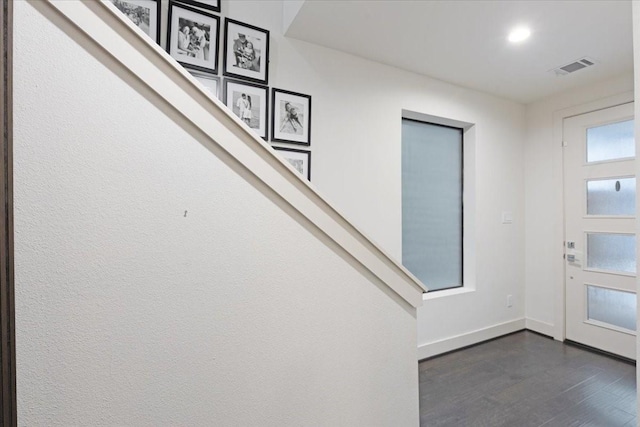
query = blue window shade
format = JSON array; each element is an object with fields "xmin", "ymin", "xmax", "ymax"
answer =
[{"xmin": 402, "ymin": 119, "xmax": 463, "ymax": 291}]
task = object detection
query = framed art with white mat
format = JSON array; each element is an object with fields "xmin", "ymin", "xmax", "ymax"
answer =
[
  {"xmin": 167, "ymin": 1, "xmax": 220, "ymax": 74},
  {"xmin": 271, "ymin": 88, "xmax": 311, "ymax": 145},
  {"xmin": 273, "ymin": 147, "xmax": 311, "ymax": 181},
  {"xmin": 223, "ymin": 78, "xmax": 268, "ymax": 140}
]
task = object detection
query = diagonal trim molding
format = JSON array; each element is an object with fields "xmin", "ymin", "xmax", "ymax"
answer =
[{"xmin": 35, "ymin": 0, "xmax": 427, "ymax": 308}]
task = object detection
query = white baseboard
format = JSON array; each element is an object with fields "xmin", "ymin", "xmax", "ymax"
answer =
[
  {"xmin": 417, "ymin": 318, "xmax": 525, "ymax": 360},
  {"xmin": 525, "ymin": 317, "xmax": 555, "ymax": 338}
]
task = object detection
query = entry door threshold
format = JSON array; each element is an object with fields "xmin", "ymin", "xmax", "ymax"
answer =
[{"xmin": 564, "ymin": 339, "xmax": 636, "ymax": 366}]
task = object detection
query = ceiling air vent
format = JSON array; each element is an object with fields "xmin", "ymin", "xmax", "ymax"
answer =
[{"xmin": 550, "ymin": 57, "xmax": 597, "ymax": 76}]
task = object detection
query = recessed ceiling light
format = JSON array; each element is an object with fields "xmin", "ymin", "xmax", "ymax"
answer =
[{"xmin": 508, "ymin": 27, "xmax": 531, "ymax": 43}]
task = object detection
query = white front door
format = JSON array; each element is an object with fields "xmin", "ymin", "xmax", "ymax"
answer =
[{"xmin": 563, "ymin": 102, "xmax": 636, "ymax": 360}]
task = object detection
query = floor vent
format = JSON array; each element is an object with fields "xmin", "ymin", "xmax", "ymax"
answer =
[{"xmin": 550, "ymin": 57, "xmax": 597, "ymax": 76}]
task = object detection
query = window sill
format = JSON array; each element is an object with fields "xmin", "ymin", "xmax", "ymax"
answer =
[{"xmin": 423, "ymin": 286, "xmax": 475, "ymax": 301}]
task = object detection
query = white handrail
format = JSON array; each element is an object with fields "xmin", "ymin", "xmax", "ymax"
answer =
[{"xmin": 38, "ymin": 0, "xmax": 428, "ymax": 308}]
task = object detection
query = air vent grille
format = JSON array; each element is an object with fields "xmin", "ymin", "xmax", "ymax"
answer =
[{"xmin": 551, "ymin": 57, "xmax": 597, "ymax": 76}]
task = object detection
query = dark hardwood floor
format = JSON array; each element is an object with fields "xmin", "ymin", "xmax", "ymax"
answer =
[{"xmin": 419, "ymin": 330, "xmax": 637, "ymax": 426}]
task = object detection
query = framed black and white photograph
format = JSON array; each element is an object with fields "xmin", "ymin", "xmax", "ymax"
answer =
[
  {"xmin": 271, "ymin": 89, "xmax": 311, "ymax": 145},
  {"xmin": 223, "ymin": 18, "xmax": 269, "ymax": 85},
  {"xmin": 273, "ymin": 147, "xmax": 311, "ymax": 181},
  {"xmin": 224, "ymin": 79, "xmax": 268, "ymax": 140},
  {"xmin": 167, "ymin": 1, "xmax": 220, "ymax": 74},
  {"xmin": 178, "ymin": 0, "xmax": 220, "ymax": 13},
  {"xmin": 110, "ymin": 0, "xmax": 160, "ymax": 44},
  {"xmin": 189, "ymin": 71, "xmax": 220, "ymax": 99}
]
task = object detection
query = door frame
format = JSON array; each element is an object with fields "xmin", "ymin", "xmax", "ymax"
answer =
[
  {"xmin": 0, "ymin": 0, "xmax": 15, "ymax": 424},
  {"xmin": 552, "ymin": 91, "xmax": 634, "ymax": 343}
]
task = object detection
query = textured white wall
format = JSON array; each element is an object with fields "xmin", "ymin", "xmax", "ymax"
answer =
[
  {"xmin": 524, "ymin": 72, "xmax": 634, "ymax": 335},
  {"xmin": 13, "ymin": 2, "xmax": 419, "ymax": 425}
]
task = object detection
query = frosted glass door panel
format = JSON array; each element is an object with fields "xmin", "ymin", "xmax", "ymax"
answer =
[
  {"xmin": 586, "ymin": 177, "xmax": 635, "ymax": 216},
  {"xmin": 586, "ymin": 233, "xmax": 636, "ymax": 274},
  {"xmin": 402, "ymin": 119, "xmax": 462, "ymax": 291},
  {"xmin": 586, "ymin": 119, "xmax": 634, "ymax": 163},
  {"xmin": 587, "ymin": 285, "xmax": 636, "ymax": 332}
]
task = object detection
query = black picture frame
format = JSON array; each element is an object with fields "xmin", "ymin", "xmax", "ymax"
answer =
[
  {"xmin": 177, "ymin": 0, "xmax": 220, "ymax": 13},
  {"xmin": 166, "ymin": 1, "xmax": 220, "ymax": 74},
  {"xmin": 189, "ymin": 71, "xmax": 221, "ymax": 99},
  {"xmin": 223, "ymin": 18, "xmax": 270, "ymax": 85},
  {"xmin": 271, "ymin": 88, "xmax": 311, "ymax": 145},
  {"xmin": 110, "ymin": 0, "xmax": 161, "ymax": 44},
  {"xmin": 223, "ymin": 78, "xmax": 269, "ymax": 140},
  {"xmin": 273, "ymin": 147, "xmax": 311, "ymax": 181}
]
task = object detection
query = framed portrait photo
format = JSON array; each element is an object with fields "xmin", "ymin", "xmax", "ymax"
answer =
[
  {"xmin": 189, "ymin": 71, "xmax": 220, "ymax": 99},
  {"xmin": 178, "ymin": 0, "xmax": 220, "ymax": 13},
  {"xmin": 109, "ymin": 0, "xmax": 160, "ymax": 44},
  {"xmin": 223, "ymin": 18, "xmax": 270, "ymax": 85},
  {"xmin": 167, "ymin": 1, "xmax": 220, "ymax": 74},
  {"xmin": 273, "ymin": 147, "xmax": 311, "ymax": 181},
  {"xmin": 223, "ymin": 79, "xmax": 269, "ymax": 140},
  {"xmin": 271, "ymin": 89, "xmax": 311, "ymax": 145}
]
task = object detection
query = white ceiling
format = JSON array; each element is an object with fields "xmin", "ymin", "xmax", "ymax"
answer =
[{"xmin": 284, "ymin": 0, "xmax": 633, "ymax": 104}]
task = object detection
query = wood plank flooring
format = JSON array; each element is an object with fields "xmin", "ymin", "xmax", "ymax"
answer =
[{"xmin": 419, "ymin": 331, "xmax": 636, "ymax": 426}]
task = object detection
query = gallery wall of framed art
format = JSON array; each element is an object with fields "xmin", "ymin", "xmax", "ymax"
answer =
[{"xmin": 107, "ymin": 0, "xmax": 314, "ymax": 182}]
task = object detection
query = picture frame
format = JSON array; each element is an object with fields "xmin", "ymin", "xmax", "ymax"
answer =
[
  {"xmin": 110, "ymin": 0, "xmax": 160, "ymax": 44},
  {"xmin": 271, "ymin": 89, "xmax": 311, "ymax": 145},
  {"xmin": 273, "ymin": 147, "xmax": 311, "ymax": 181},
  {"xmin": 177, "ymin": 0, "xmax": 220, "ymax": 13},
  {"xmin": 223, "ymin": 18, "xmax": 270, "ymax": 85},
  {"xmin": 189, "ymin": 71, "xmax": 220, "ymax": 99},
  {"xmin": 167, "ymin": 1, "xmax": 220, "ymax": 74},
  {"xmin": 223, "ymin": 78, "xmax": 269, "ymax": 140}
]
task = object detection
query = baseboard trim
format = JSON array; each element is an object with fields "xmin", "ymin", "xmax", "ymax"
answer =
[
  {"xmin": 417, "ymin": 318, "xmax": 525, "ymax": 361},
  {"xmin": 525, "ymin": 318, "xmax": 555, "ymax": 338}
]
